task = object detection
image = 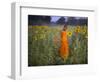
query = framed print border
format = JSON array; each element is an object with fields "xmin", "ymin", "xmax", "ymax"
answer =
[{"xmin": 11, "ymin": 2, "xmax": 97, "ymax": 80}]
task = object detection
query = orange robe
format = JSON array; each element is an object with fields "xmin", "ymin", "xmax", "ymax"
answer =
[{"xmin": 59, "ymin": 31, "xmax": 69, "ymax": 60}]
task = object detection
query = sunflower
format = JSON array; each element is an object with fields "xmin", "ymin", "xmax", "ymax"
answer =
[
  {"xmin": 40, "ymin": 34, "xmax": 46, "ymax": 39},
  {"xmin": 77, "ymin": 25, "xmax": 81, "ymax": 29},
  {"xmin": 74, "ymin": 27, "xmax": 81, "ymax": 33},
  {"xmin": 67, "ymin": 31, "xmax": 72, "ymax": 37},
  {"xmin": 82, "ymin": 29, "xmax": 86, "ymax": 34}
]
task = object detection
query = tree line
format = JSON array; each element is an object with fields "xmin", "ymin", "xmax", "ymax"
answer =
[{"xmin": 28, "ymin": 15, "xmax": 88, "ymax": 26}]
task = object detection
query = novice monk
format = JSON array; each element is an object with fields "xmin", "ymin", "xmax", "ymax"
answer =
[{"xmin": 59, "ymin": 24, "xmax": 69, "ymax": 62}]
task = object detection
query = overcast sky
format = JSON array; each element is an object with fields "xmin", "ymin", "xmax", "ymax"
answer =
[
  {"xmin": 51, "ymin": 16, "xmax": 68, "ymax": 22},
  {"xmin": 51, "ymin": 16, "xmax": 87, "ymax": 22}
]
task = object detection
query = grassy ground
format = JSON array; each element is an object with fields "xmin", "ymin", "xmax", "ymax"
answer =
[{"xmin": 28, "ymin": 25, "xmax": 88, "ymax": 66}]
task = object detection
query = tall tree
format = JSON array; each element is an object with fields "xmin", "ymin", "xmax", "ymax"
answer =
[
  {"xmin": 28, "ymin": 15, "xmax": 51, "ymax": 25},
  {"xmin": 67, "ymin": 17, "xmax": 77, "ymax": 25},
  {"xmin": 56, "ymin": 17, "xmax": 66, "ymax": 24}
]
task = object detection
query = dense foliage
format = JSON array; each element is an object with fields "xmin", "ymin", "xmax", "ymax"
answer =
[{"xmin": 28, "ymin": 25, "xmax": 88, "ymax": 66}]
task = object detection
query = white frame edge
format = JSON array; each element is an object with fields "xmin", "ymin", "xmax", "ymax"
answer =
[{"xmin": 11, "ymin": 2, "xmax": 21, "ymax": 79}]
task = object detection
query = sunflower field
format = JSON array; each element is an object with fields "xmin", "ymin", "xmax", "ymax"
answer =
[{"xmin": 28, "ymin": 25, "xmax": 88, "ymax": 66}]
